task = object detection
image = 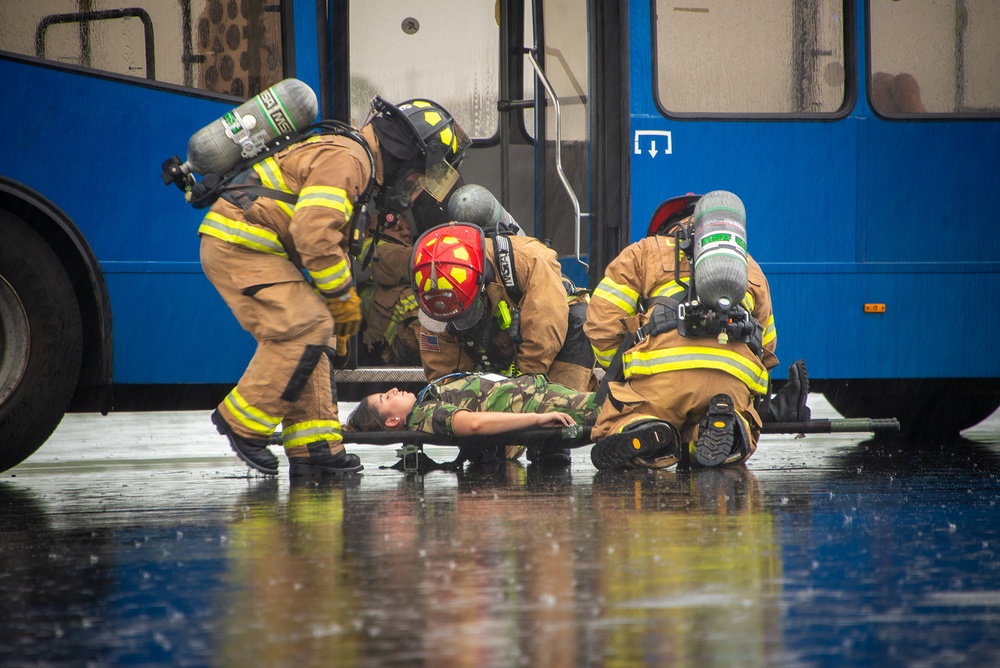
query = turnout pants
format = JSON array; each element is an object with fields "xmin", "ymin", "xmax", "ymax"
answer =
[
  {"xmin": 591, "ymin": 367, "xmax": 763, "ymax": 462},
  {"xmin": 201, "ymin": 236, "xmax": 346, "ymax": 458}
]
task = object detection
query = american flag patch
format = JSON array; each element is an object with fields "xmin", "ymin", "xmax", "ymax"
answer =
[{"xmin": 420, "ymin": 332, "xmax": 440, "ymax": 352}]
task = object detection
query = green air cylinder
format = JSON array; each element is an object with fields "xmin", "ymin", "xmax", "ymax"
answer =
[
  {"xmin": 182, "ymin": 78, "xmax": 318, "ymax": 176},
  {"xmin": 447, "ymin": 184, "xmax": 525, "ymax": 236},
  {"xmin": 692, "ymin": 190, "xmax": 748, "ymax": 311}
]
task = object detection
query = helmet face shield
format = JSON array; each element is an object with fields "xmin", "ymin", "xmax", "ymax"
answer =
[{"xmin": 418, "ymin": 160, "xmax": 461, "ymax": 202}]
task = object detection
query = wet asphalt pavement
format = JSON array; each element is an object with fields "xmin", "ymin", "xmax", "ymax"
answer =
[{"xmin": 3, "ymin": 396, "xmax": 1000, "ymax": 667}]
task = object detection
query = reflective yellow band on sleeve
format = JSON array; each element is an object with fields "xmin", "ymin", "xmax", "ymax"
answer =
[
  {"xmin": 282, "ymin": 419, "xmax": 343, "ymax": 447},
  {"xmin": 593, "ymin": 277, "xmax": 640, "ymax": 316},
  {"xmin": 623, "ymin": 345, "xmax": 769, "ymax": 394},
  {"xmin": 223, "ymin": 388, "xmax": 282, "ymax": 435},
  {"xmin": 761, "ymin": 314, "xmax": 776, "ymax": 348},
  {"xmin": 296, "ymin": 186, "xmax": 353, "ymax": 219},
  {"xmin": 386, "ymin": 293, "xmax": 418, "ymax": 344},
  {"xmin": 593, "ymin": 344, "xmax": 617, "ymax": 369},
  {"xmin": 199, "ymin": 212, "xmax": 288, "ymax": 257},
  {"xmin": 310, "ymin": 258, "xmax": 352, "ymax": 294}
]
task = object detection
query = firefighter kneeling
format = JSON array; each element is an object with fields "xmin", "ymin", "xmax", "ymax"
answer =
[
  {"xmin": 411, "ymin": 220, "xmax": 596, "ymax": 465},
  {"xmin": 585, "ymin": 191, "xmax": 809, "ymax": 471}
]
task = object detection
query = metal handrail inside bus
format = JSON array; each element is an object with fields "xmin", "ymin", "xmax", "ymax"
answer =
[{"xmin": 524, "ymin": 48, "xmax": 589, "ymax": 272}]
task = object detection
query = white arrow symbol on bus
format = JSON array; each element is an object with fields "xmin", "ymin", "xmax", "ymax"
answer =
[{"xmin": 634, "ymin": 130, "xmax": 672, "ymax": 158}]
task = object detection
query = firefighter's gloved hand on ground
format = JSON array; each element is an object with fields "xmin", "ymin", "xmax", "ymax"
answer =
[
  {"xmin": 327, "ymin": 287, "xmax": 362, "ymax": 339},
  {"xmin": 766, "ymin": 359, "xmax": 811, "ymax": 423}
]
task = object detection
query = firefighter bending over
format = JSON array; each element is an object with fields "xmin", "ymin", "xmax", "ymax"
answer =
[{"xmin": 194, "ymin": 92, "xmax": 469, "ymax": 477}]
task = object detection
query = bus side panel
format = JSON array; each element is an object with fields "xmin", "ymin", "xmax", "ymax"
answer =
[
  {"xmin": 863, "ymin": 120, "xmax": 1000, "ymax": 264},
  {"xmin": 0, "ymin": 56, "xmax": 258, "ymax": 384},
  {"xmin": 103, "ymin": 270, "xmax": 255, "ymax": 383},
  {"xmin": 768, "ymin": 269, "xmax": 1000, "ymax": 380}
]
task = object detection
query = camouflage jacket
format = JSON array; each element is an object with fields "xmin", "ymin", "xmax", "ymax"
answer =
[{"xmin": 405, "ymin": 373, "xmax": 598, "ymax": 436}]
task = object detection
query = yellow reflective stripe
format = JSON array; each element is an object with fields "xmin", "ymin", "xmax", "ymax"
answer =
[
  {"xmin": 386, "ymin": 294, "xmax": 417, "ymax": 344},
  {"xmin": 296, "ymin": 186, "xmax": 353, "ymax": 219},
  {"xmin": 310, "ymin": 258, "xmax": 351, "ymax": 293},
  {"xmin": 593, "ymin": 277, "xmax": 639, "ymax": 316},
  {"xmin": 593, "ymin": 344, "xmax": 617, "ymax": 369},
  {"xmin": 223, "ymin": 388, "xmax": 282, "ymax": 435},
  {"xmin": 761, "ymin": 314, "xmax": 776, "ymax": 347},
  {"xmin": 199, "ymin": 212, "xmax": 288, "ymax": 257},
  {"xmin": 650, "ymin": 281, "xmax": 687, "ymax": 300},
  {"xmin": 282, "ymin": 419, "xmax": 342, "ymax": 447},
  {"xmin": 742, "ymin": 291, "xmax": 755, "ymax": 311},
  {"xmin": 253, "ymin": 156, "xmax": 290, "ymax": 192},
  {"xmin": 253, "ymin": 157, "xmax": 296, "ymax": 217},
  {"xmin": 623, "ymin": 345, "xmax": 769, "ymax": 394}
]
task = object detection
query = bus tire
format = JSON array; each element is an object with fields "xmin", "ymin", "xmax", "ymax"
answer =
[
  {"xmin": 0, "ymin": 210, "xmax": 83, "ymax": 472},
  {"xmin": 823, "ymin": 379, "xmax": 1000, "ymax": 440}
]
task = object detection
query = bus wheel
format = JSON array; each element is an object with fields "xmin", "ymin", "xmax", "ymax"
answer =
[
  {"xmin": 0, "ymin": 211, "xmax": 82, "ymax": 471},
  {"xmin": 823, "ymin": 379, "xmax": 1000, "ymax": 440}
]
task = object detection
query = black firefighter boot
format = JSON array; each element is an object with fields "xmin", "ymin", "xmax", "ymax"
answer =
[
  {"xmin": 590, "ymin": 420, "xmax": 678, "ymax": 471},
  {"xmin": 212, "ymin": 410, "xmax": 279, "ymax": 475},
  {"xmin": 288, "ymin": 441, "xmax": 364, "ymax": 477},
  {"xmin": 766, "ymin": 359, "xmax": 811, "ymax": 423}
]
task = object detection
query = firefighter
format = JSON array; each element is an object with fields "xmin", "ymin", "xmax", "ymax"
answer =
[
  {"xmin": 585, "ymin": 191, "xmax": 785, "ymax": 471},
  {"xmin": 357, "ymin": 211, "xmax": 421, "ymax": 366},
  {"xmin": 200, "ymin": 96, "xmax": 470, "ymax": 477},
  {"xmin": 410, "ymin": 222, "xmax": 596, "ymax": 464}
]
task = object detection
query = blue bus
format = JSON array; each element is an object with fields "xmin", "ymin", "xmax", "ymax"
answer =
[{"xmin": 1, "ymin": 0, "xmax": 998, "ymax": 471}]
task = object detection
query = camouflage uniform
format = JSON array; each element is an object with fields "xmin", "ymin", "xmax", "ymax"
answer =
[{"xmin": 406, "ymin": 373, "xmax": 598, "ymax": 437}]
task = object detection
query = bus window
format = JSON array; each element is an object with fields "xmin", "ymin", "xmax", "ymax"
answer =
[
  {"xmin": 653, "ymin": 0, "xmax": 846, "ymax": 115},
  {"xmin": 349, "ymin": 0, "xmax": 499, "ymax": 139},
  {"xmin": 0, "ymin": 2, "xmax": 284, "ymax": 96},
  {"xmin": 869, "ymin": 0, "xmax": 1000, "ymax": 115}
]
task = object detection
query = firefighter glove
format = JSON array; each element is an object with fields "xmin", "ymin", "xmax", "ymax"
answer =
[
  {"xmin": 327, "ymin": 288, "xmax": 362, "ymax": 339},
  {"xmin": 334, "ymin": 335, "xmax": 350, "ymax": 369}
]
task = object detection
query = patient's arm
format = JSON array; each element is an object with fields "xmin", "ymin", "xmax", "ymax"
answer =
[{"xmin": 451, "ymin": 409, "xmax": 576, "ymax": 437}]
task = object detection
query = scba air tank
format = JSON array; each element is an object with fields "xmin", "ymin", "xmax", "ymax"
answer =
[
  {"xmin": 183, "ymin": 78, "xmax": 318, "ymax": 176},
  {"xmin": 692, "ymin": 190, "xmax": 748, "ymax": 311},
  {"xmin": 448, "ymin": 184, "xmax": 525, "ymax": 236}
]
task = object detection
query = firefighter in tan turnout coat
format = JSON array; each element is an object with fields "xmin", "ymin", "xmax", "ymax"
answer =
[
  {"xmin": 411, "ymin": 222, "xmax": 596, "ymax": 465},
  {"xmin": 200, "ymin": 96, "xmax": 469, "ymax": 477},
  {"xmin": 584, "ymin": 192, "xmax": 779, "ymax": 471}
]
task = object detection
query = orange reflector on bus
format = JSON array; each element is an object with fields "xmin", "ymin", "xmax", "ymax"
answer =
[{"xmin": 864, "ymin": 304, "xmax": 886, "ymax": 313}]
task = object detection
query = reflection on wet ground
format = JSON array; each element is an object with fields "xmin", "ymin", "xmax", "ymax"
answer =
[{"xmin": 3, "ymin": 399, "xmax": 1000, "ymax": 667}]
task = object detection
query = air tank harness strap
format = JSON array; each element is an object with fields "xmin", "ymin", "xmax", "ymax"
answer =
[
  {"xmin": 218, "ymin": 167, "xmax": 299, "ymax": 211},
  {"xmin": 593, "ymin": 303, "xmax": 679, "ymax": 409}
]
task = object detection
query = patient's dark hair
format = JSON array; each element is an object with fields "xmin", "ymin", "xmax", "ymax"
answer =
[{"xmin": 345, "ymin": 396, "xmax": 386, "ymax": 433}]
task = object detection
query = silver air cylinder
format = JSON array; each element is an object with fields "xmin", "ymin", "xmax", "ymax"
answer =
[
  {"xmin": 692, "ymin": 190, "xmax": 748, "ymax": 311},
  {"xmin": 183, "ymin": 78, "xmax": 318, "ymax": 176},
  {"xmin": 448, "ymin": 184, "xmax": 525, "ymax": 235}
]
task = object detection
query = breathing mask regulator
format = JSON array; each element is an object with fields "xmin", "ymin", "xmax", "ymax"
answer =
[{"xmin": 654, "ymin": 191, "xmax": 761, "ymax": 352}]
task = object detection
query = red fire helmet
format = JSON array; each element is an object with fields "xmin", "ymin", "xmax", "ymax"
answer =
[
  {"xmin": 646, "ymin": 193, "xmax": 702, "ymax": 236},
  {"xmin": 410, "ymin": 222, "xmax": 487, "ymax": 332}
]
